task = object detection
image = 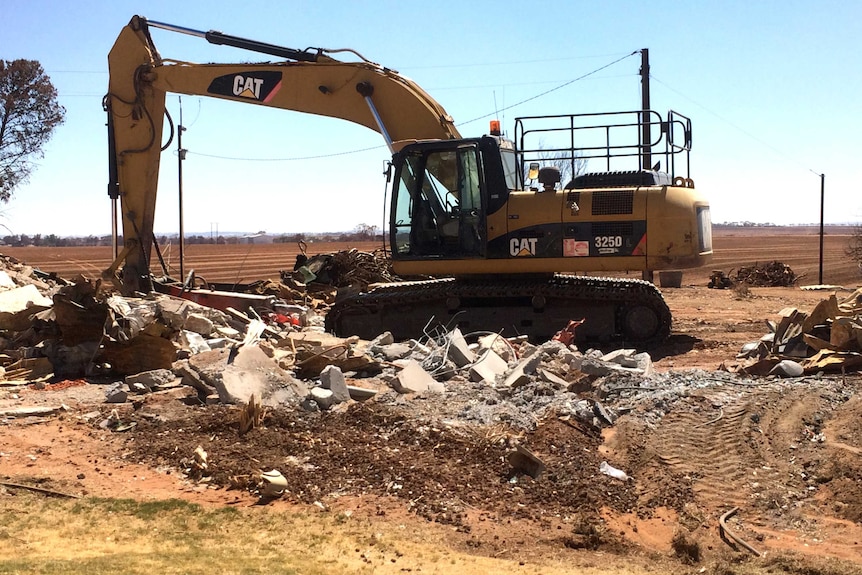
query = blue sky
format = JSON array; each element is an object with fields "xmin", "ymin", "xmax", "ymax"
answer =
[{"xmin": 2, "ymin": 0, "xmax": 860, "ymax": 236}]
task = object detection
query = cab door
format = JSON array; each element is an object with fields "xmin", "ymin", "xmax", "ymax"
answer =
[{"xmin": 391, "ymin": 143, "xmax": 485, "ymax": 259}]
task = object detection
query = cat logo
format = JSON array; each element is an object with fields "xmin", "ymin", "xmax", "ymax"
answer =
[
  {"xmin": 207, "ymin": 71, "xmax": 283, "ymax": 103},
  {"xmin": 233, "ymin": 75, "xmax": 264, "ymax": 99},
  {"xmin": 510, "ymin": 237, "xmax": 538, "ymax": 257}
]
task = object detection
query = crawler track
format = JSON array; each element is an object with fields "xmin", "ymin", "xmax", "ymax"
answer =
[{"xmin": 326, "ymin": 274, "xmax": 671, "ymax": 345}]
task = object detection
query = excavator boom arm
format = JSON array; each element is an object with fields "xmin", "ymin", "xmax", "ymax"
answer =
[{"xmin": 105, "ymin": 15, "xmax": 459, "ymax": 292}]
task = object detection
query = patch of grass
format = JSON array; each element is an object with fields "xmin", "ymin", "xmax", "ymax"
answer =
[
  {"xmin": 1, "ymin": 492, "xmax": 860, "ymax": 575},
  {"xmin": 761, "ymin": 554, "xmax": 862, "ymax": 575},
  {"xmin": 76, "ymin": 497, "xmax": 201, "ymax": 519}
]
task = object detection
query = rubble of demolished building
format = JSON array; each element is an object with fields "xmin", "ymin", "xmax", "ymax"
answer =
[{"xmin": 1, "ymin": 250, "xmax": 861, "ymax": 503}]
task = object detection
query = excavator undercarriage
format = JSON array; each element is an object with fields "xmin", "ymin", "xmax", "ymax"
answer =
[{"xmin": 325, "ymin": 275, "xmax": 671, "ymax": 345}]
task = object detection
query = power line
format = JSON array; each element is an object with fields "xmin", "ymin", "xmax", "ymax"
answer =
[
  {"xmin": 457, "ymin": 51, "xmax": 639, "ymax": 127},
  {"xmin": 400, "ymin": 51, "xmax": 634, "ymax": 70},
  {"xmin": 429, "ymin": 73, "xmax": 633, "ymax": 92},
  {"xmin": 186, "ymin": 144, "xmax": 385, "ymax": 162},
  {"xmin": 650, "ymin": 74, "xmax": 821, "ymax": 176}
]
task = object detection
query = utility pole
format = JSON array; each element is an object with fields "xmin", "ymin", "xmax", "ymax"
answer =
[
  {"xmin": 640, "ymin": 49, "xmax": 653, "ymax": 283},
  {"xmin": 819, "ymin": 173, "xmax": 825, "ymax": 284},
  {"xmin": 178, "ymin": 97, "xmax": 187, "ymax": 280},
  {"xmin": 640, "ymin": 48, "xmax": 651, "ymax": 172}
]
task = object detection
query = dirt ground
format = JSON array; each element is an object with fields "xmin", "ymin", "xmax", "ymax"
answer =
[
  {"xmin": 2, "ymin": 282, "xmax": 862, "ymax": 571},
  {"xmin": 1, "ymin": 231, "xmax": 862, "ymax": 571}
]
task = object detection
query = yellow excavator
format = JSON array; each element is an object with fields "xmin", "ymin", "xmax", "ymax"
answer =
[{"xmin": 104, "ymin": 16, "xmax": 712, "ymax": 345}]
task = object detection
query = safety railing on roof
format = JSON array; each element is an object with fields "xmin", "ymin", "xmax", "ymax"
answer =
[{"xmin": 514, "ymin": 109, "xmax": 692, "ymax": 188}]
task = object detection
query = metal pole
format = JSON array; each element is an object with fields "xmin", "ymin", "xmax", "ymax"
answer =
[
  {"xmin": 819, "ymin": 173, "xmax": 825, "ymax": 284},
  {"xmin": 640, "ymin": 49, "xmax": 653, "ymax": 283},
  {"xmin": 178, "ymin": 97, "xmax": 186, "ymax": 280},
  {"xmin": 640, "ymin": 48, "xmax": 651, "ymax": 172}
]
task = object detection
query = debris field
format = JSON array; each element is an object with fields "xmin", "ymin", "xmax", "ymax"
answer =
[{"xmin": 1, "ymin": 250, "xmax": 862, "ymax": 567}]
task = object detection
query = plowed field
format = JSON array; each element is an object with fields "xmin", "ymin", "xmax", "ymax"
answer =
[{"xmin": 3, "ymin": 227, "xmax": 858, "ymax": 287}]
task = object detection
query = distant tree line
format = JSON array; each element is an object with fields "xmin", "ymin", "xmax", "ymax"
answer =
[
  {"xmin": 1, "ymin": 234, "xmax": 112, "ymax": 247},
  {"xmin": 3, "ymin": 224, "xmax": 384, "ymax": 248}
]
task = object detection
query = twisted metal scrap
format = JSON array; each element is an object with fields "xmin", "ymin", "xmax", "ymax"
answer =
[
  {"xmin": 734, "ymin": 260, "xmax": 798, "ymax": 287},
  {"xmin": 327, "ymin": 249, "xmax": 398, "ymax": 289}
]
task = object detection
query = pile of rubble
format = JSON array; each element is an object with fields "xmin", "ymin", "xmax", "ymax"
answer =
[
  {"xmin": 733, "ymin": 260, "xmax": 798, "ymax": 287},
  {"xmin": 732, "ymin": 287, "xmax": 862, "ymax": 375},
  {"xmin": 2, "ymin": 250, "xmax": 861, "ymax": 424},
  {"xmin": 0, "ymin": 252, "xmax": 652, "ymax": 422}
]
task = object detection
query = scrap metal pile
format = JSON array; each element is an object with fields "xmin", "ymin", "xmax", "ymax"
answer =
[{"xmin": 733, "ymin": 260, "xmax": 798, "ymax": 287}]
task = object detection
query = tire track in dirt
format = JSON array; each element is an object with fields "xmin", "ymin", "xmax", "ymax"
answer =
[{"xmin": 651, "ymin": 396, "xmax": 757, "ymax": 510}]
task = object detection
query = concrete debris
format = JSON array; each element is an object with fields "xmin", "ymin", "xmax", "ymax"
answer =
[
  {"xmin": 392, "ymin": 359, "xmax": 445, "ymax": 394},
  {"xmin": 346, "ymin": 385, "xmax": 377, "ymax": 401},
  {"xmin": 197, "ymin": 345, "xmax": 308, "ymax": 407},
  {"xmin": 507, "ymin": 445, "xmax": 546, "ymax": 479},
  {"xmin": 446, "ymin": 328, "xmax": 475, "ymax": 367},
  {"xmin": 125, "ymin": 369, "xmax": 178, "ymax": 393},
  {"xmin": 501, "ymin": 354, "xmax": 542, "ymax": 388},
  {"xmin": 733, "ymin": 288, "xmax": 862, "ymax": 375},
  {"xmin": 469, "ymin": 349, "xmax": 508, "ymax": 384},
  {"xmin": 6, "ymin": 248, "xmax": 855, "ymax": 447},
  {"xmin": 104, "ymin": 383, "xmax": 128, "ymax": 404},
  {"xmin": 476, "ymin": 333, "xmax": 516, "ymax": 362},
  {"xmin": 319, "ymin": 365, "xmax": 351, "ymax": 404},
  {"xmin": 309, "ymin": 386, "xmax": 337, "ymax": 410}
]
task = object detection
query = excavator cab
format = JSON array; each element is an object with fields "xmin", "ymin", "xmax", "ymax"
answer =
[{"xmin": 391, "ymin": 139, "xmax": 495, "ymax": 260}]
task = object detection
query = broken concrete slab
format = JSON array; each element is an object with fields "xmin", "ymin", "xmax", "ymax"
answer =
[
  {"xmin": 507, "ymin": 445, "xmax": 546, "ymax": 479},
  {"xmin": 310, "ymin": 386, "xmax": 336, "ymax": 409},
  {"xmin": 392, "ymin": 359, "xmax": 444, "ymax": 394},
  {"xmin": 104, "ymin": 383, "xmax": 128, "ymax": 404},
  {"xmin": 0, "ymin": 284, "xmax": 52, "ymax": 314},
  {"xmin": 346, "ymin": 385, "xmax": 377, "ymax": 401},
  {"xmin": 368, "ymin": 331, "xmax": 394, "ymax": 347},
  {"xmin": 0, "ymin": 271, "xmax": 16, "ymax": 290},
  {"xmin": 190, "ymin": 345, "xmax": 308, "ymax": 406},
  {"xmin": 469, "ymin": 349, "xmax": 508, "ymax": 384},
  {"xmin": 184, "ymin": 313, "xmax": 215, "ymax": 337},
  {"xmin": 537, "ymin": 368, "xmax": 569, "ymax": 390},
  {"xmin": 374, "ymin": 342, "xmax": 414, "ymax": 361},
  {"xmin": 125, "ymin": 369, "xmax": 178, "ymax": 392},
  {"xmin": 446, "ymin": 328, "xmax": 475, "ymax": 367},
  {"xmin": 173, "ymin": 360, "xmax": 216, "ymax": 395},
  {"xmin": 320, "ymin": 365, "xmax": 351, "ymax": 403},
  {"xmin": 181, "ymin": 330, "xmax": 212, "ymax": 354},
  {"xmin": 501, "ymin": 354, "xmax": 543, "ymax": 388},
  {"xmin": 157, "ymin": 296, "xmax": 228, "ymax": 331},
  {"xmin": 600, "ymin": 349, "xmax": 638, "ymax": 366},
  {"xmin": 476, "ymin": 333, "xmax": 515, "ymax": 362},
  {"xmin": 579, "ymin": 357, "xmax": 629, "ymax": 377}
]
